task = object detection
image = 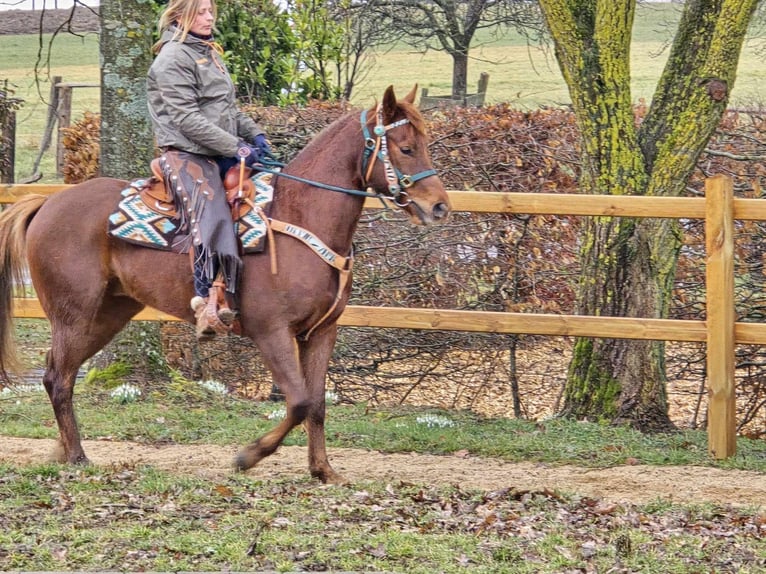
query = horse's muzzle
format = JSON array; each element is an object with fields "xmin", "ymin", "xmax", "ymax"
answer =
[{"xmin": 432, "ymin": 201, "xmax": 451, "ymax": 221}]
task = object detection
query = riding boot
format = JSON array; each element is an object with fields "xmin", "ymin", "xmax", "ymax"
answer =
[
  {"xmin": 190, "ymin": 281, "xmax": 234, "ymax": 341},
  {"xmin": 191, "ymin": 296, "xmax": 218, "ymax": 341},
  {"xmin": 191, "ymin": 256, "xmax": 217, "ymax": 341}
]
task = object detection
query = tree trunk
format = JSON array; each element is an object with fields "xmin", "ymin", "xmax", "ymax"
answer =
[
  {"xmin": 99, "ymin": 0, "xmax": 155, "ymax": 177},
  {"xmin": 539, "ymin": 0, "xmax": 757, "ymax": 430},
  {"xmin": 93, "ymin": 0, "xmax": 167, "ymax": 381},
  {"xmin": 451, "ymin": 50, "xmax": 468, "ymax": 100}
]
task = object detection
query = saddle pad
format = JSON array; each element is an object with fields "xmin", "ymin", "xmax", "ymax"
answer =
[{"xmin": 108, "ymin": 173, "xmax": 274, "ymax": 254}]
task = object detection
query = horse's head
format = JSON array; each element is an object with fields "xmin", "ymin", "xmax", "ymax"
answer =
[{"xmin": 361, "ymin": 85, "xmax": 451, "ymax": 225}]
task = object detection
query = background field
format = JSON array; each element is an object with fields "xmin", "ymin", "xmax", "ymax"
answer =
[{"xmin": 2, "ymin": 3, "xmax": 765, "ymax": 182}]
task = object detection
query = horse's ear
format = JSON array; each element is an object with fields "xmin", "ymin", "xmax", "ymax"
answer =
[
  {"xmin": 382, "ymin": 85, "xmax": 397, "ymax": 121},
  {"xmin": 403, "ymin": 84, "xmax": 418, "ymax": 104}
]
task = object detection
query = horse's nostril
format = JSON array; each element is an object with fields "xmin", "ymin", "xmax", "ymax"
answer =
[{"xmin": 433, "ymin": 202, "xmax": 450, "ymax": 220}]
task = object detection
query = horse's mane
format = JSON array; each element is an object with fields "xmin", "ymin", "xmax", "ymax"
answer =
[{"xmin": 277, "ymin": 97, "xmax": 428, "ymax": 193}]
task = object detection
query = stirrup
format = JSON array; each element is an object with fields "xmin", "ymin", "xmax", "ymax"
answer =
[
  {"xmin": 190, "ymin": 296, "xmax": 230, "ymax": 341},
  {"xmin": 218, "ymin": 306, "xmax": 236, "ymax": 326},
  {"xmin": 193, "ymin": 294, "xmax": 235, "ymax": 325},
  {"xmin": 210, "ymin": 279, "xmax": 237, "ymax": 326}
]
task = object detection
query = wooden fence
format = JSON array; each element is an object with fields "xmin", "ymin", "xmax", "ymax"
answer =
[
  {"xmin": 1, "ymin": 175, "xmax": 761, "ymax": 459},
  {"xmin": 53, "ymin": 80, "xmax": 99, "ymax": 178}
]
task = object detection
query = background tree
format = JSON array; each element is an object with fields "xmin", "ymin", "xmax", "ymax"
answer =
[
  {"xmin": 93, "ymin": 0, "xmax": 169, "ymax": 382},
  {"xmin": 216, "ymin": 0, "xmax": 362, "ymax": 104},
  {"xmin": 216, "ymin": 0, "xmax": 303, "ymax": 105},
  {"xmin": 290, "ymin": 0, "xmax": 394, "ymax": 101},
  {"xmin": 333, "ymin": 0, "xmax": 390, "ymax": 100},
  {"xmin": 365, "ymin": 0, "xmax": 542, "ymax": 99},
  {"xmin": 288, "ymin": 0, "xmax": 346, "ymax": 100},
  {"xmin": 538, "ymin": 0, "xmax": 759, "ymax": 429},
  {"xmin": 99, "ymin": 0, "xmax": 154, "ymax": 176}
]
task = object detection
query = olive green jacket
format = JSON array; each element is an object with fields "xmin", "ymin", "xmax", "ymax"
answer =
[{"xmin": 146, "ymin": 28, "xmax": 264, "ymax": 158}]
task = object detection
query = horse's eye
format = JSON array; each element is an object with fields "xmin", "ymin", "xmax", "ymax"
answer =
[{"xmin": 400, "ymin": 146, "xmax": 413, "ymax": 156}]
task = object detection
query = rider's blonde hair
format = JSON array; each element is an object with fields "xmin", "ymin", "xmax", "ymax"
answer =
[{"xmin": 152, "ymin": 0, "xmax": 218, "ymax": 54}]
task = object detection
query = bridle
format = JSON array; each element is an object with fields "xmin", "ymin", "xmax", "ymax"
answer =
[
  {"xmin": 240, "ymin": 103, "xmax": 440, "ymax": 340},
  {"xmin": 360, "ymin": 105, "xmax": 438, "ymax": 207},
  {"xmin": 254, "ymin": 105, "xmax": 438, "ymax": 209}
]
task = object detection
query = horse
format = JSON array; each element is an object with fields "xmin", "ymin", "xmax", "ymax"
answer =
[{"xmin": 0, "ymin": 85, "xmax": 451, "ymax": 484}]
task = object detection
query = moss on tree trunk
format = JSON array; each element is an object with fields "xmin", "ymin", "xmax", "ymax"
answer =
[
  {"xmin": 539, "ymin": 0, "xmax": 757, "ymax": 430},
  {"xmin": 99, "ymin": 0, "xmax": 155, "ymax": 178}
]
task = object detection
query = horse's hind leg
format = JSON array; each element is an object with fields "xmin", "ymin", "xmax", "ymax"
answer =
[
  {"xmin": 298, "ymin": 325, "xmax": 345, "ymax": 484},
  {"xmin": 44, "ymin": 349, "xmax": 88, "ymax": 464},
  {"xmin": 44, "ymin": 298, "xmax": 142, "ymax": 465}
]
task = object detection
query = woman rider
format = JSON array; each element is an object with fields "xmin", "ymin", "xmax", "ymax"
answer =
[{"xmin": 146, "ymin": 0, "xmax": 269, "ymax": 340}]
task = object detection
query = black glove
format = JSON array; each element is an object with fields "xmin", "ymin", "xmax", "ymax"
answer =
[
  {"xmin": 236, "ymin": 141, "xmax": 262, "ymax": 168},
  {"xmin": 252, "ymin": 133, "xmax": 272, "ymax": 157}
]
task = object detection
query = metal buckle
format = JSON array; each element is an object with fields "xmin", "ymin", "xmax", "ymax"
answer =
[
  {"xmin": 400, "ymin": 175, "xmax": 413, "ymax": 188},
  {"xmin": 393, "ymin": 190, "xmax": 411, "ymax": 207}
]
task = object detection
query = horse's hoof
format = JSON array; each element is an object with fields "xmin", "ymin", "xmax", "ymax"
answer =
[
  {"xmin": 234, "ymin": 450, "xmax": 258, "ymax": 472},
  {"xmin": 312, "ymin": 468, "xmax": 348, "ymax": 485},
  {"xmin": 73, "ymin": 454, "xmax": 91, "ymax": 466},
  {"xmin": 49, "ymin": 442, "xmax": 91, "ymax": 465}
]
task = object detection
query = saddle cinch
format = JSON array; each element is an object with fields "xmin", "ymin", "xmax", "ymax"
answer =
[{"xmin": 108, "ymin": 159, "xmax": 273, "ymax": 254}]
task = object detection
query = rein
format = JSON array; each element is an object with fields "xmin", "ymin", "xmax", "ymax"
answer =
[
  {"xmin": 252, "ymin": 105, "xmax": 437, "ymax": 206},
  {"xmin": 256, "ymin": 156, "xmax": 381, "ymax": 200}
]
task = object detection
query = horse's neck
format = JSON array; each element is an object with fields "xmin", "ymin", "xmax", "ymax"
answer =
[{"xmin": 271, "ymin": 114, "xmax": 365, "ymax": 254}]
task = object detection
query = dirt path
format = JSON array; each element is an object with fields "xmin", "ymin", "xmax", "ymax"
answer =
[{"xmin": 2, "ymin": 436, "xmax": 764, "ymax": 507}]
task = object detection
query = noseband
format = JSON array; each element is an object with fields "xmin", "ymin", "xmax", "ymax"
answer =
[{"xmin": 360, "ymin": 106, "xmax": 437, "ymax": 207}]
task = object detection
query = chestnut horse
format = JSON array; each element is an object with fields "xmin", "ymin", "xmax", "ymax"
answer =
[{"xmin": 0, "ymin": 86, "xmax": 450, "ymax": 483}]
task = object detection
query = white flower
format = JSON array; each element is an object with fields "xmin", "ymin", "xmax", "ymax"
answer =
[
  {"xmin": 110, "ymin": 383, "xmax": 141, "ymax": 404},
  {"xmin": 197, "ymin": 379, "xmax": 228, "ymax": 395},
  {"xmin": 1, "ymin": 383, "xmax": 44, "ymax": 396},
  {"xmin": 416, "ymin": 414, "xmax": 456, "ymax": 428},
  {"xmin": 266, "ymin": 406, "xmax": 287, "ymax": 420}
]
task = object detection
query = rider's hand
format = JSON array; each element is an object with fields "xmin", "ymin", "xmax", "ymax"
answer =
[
  {"xmin": 252, "ymin": 133, "xmax": 272, "ymax": 157},
  {"xmin": 236, "ymin": 141, "xmax": 262, "ymax": 168}
]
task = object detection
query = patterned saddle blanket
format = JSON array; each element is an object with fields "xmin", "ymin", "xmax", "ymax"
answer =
[{"xmin": 108, "ymin": 171, "xmax": 274, "ymax": 254}]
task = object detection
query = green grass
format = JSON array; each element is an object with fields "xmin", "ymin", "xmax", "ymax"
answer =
[
  {"xmin": 2, "ymin": 370, "xmax": 766, "ymax": 571},
  {"xmin": 1, "ymin": 461, "xmax": 764, "ymax": 572},
  {"xmin": 3, "ymin": 375, "xmax": 766, "ymax": 471},
  {"xmin": 3, "ymin": 3, "xmax": 765, "ymax": 183}
]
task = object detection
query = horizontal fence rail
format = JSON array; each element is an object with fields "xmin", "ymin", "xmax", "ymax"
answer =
[
  {"xmin": 0, "ymin": 176, "xmax": 753, "ymax": 458},
  {"xmin": 6, "ymin": 183, "xmax": 766, "ymax": 219}
]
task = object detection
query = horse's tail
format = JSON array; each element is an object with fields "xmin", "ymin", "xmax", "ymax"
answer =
[{"xmin": 0, "ymin": 194, "xmax": 48, "ymax": 382}]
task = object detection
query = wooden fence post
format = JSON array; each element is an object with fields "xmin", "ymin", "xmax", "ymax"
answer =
[
  {"xmin": 55, "ymin": 83, "xmax": 73, "ymax": 178},
  {"xmin": 0, "ymin": 86, "xmax": 15, "ymax": 184},
  {"xmin": 705, "ymin": 174, "xmax": 736, "ymax": 459}
]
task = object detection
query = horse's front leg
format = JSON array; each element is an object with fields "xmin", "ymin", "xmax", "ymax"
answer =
[
  {"xmin": 235, "ymin": 330, "xmax": 311, "ymax": 471},
  {"xmin": 298, "ymin": 323, "xmax": 346, "ymax": 484}
]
